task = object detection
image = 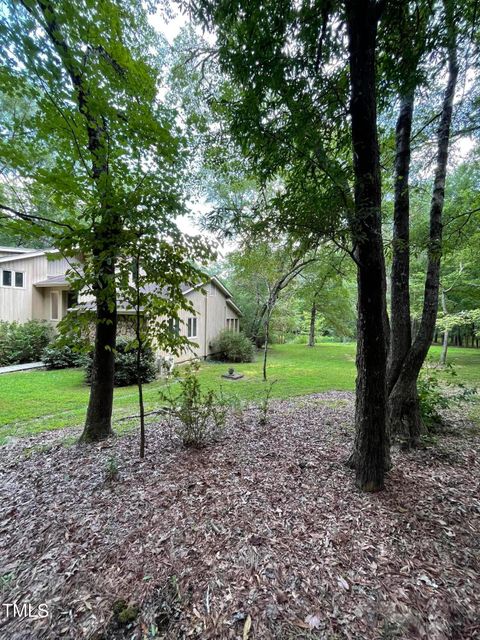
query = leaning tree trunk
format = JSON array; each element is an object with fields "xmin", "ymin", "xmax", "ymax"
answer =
[
  {"xmin": 308, "ymin": 300, "xmax": 317, "ymax": 347},
  {"xmin": 345, "ymin": 0, "xmax": 388, "ymax": 492},
  {"xmin": 388, "ymin": 0, "xmax": 458, "ymax": 448}
]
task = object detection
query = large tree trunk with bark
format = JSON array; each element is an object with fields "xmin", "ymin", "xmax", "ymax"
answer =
[
  {"xmin": 34, "ymin": 0, "xmax": 120, "ymax": 442},
  {"xmin": 345, "ymin": 0, "xmax": 388, "ymax": 492},
  {"xmin": 81, "ymin": 269, "xmax": 117, "ymax": 442},
  {"xmin": 386, "ymin": 91, "xmax": 421, "ymax": 448},
  {"xmin": 308, "ymin": 300, "xmax": 317, "ymax": 347},
  {"xmin": 388, "ymin": 0, "xmax": 458, "ymax": 447},
  {"xmin": 387, "ymin": 92, "xmax": 414, "ymax": 394}
]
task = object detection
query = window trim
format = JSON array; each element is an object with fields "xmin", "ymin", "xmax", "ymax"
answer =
[
  {"xmin": 1, "ymin": 269, "xmax": 25, "ymax": 289},
  {"xmin": 14, "ymin": 271, "xmax": 25, "ymax": 288},
  {"xmin": 2, "ymin": 269, "xmax": 12, "ymax": 287},
  {"xmin": 187, "ymin": 316, "xmax": 198, "ymax": 339},
  {"xmin": 51, "ymin": 291, "xmax": 60, "ymax": 321},
  {"xmin": 226, "ymin": 317, "xmax": 238, "ymax": 332},
  {"xmin": 168, "ymin": 317, "xmax": 180, "ymax": 336}
]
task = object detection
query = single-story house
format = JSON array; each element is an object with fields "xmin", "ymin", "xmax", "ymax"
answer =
[{"xmin": 0, "ymin": 246, "xmax": 242, "ymax": 363}]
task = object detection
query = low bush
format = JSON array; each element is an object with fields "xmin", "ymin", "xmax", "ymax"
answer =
[
  {"xmin": 85, "ymin": 337, "xmax": 157, "ymax": 387},
  {"xmin": 0, "ymin": 320, "xmax": 54, "ymax": 366},
  {"xmin": 418, "ymin": 361, "xmax": 477, "ymax": 428},
  {"xmin": 160, "ymin": 363, "xmax": 227, "ymax": 447},
  {"xmin": 211, "ymin": 329, "xmax": 255, "ymax": 363},
  {"xmin": 43, "ymin": 336, "xmax": 89, "ymax": 370}
]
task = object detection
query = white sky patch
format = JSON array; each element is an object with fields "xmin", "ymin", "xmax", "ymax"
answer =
[
  {"xmin": 149, "ymin": 8, "xmax": 224, "ymax": 252},
  {"xmin": 149, "ymin": 7, "xmax": 186, "ymax": 44},
  {"xmin": 453, "ymin": 135, "xmax": 476, "ymax": 159}
]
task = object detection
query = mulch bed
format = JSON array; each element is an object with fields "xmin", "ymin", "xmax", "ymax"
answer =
[{"xmin": 0, "ymin": 392, "xmax": 479, "ymax": 639}]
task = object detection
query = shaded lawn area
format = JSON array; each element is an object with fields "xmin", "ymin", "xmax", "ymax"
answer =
[
  {"xmin": 1, "ymin": 342, "xmax": 479, "ymax": 443},
  {"xmin": 0, "ymin": 393, "xmax": 478, "ymax": 639}
]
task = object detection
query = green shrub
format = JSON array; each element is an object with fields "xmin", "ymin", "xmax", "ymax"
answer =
[
  {"xmin": 43, "ymin": 336, "xmax": 89, "ymax": 370},
  {"xmin": 418, "ymin": 361, "xmax": 477, "ymax": 428},
  {"xmin": 85, "ymin": 337, "xmax": 156, "ymax": 387},
  {"xmin": 160, "ymin": 363, "xmax": 227, "ymax": 447},
  {"xmin": 211, "ymin": 329, "xmax": 255, "ymax": 363},
  {"xmin": 0, "ymin": 320, "xmax": 54, "ymax": 366},
  {"xmin": 291, "ymin": 333, "xmax": 308, "ymax": 344}
]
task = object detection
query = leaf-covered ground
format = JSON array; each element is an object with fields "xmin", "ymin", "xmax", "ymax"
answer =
[{"xmin": 0, "ymin": 392, "xmax": 479, "ymax": 639}]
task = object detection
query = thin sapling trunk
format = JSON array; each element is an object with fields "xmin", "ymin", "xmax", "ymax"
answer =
[
  {"xmin": 440, "ymin": 289, "xmax": 449, "ymax": 365},
  {"xmin": 308, "ymin": 299, "xmax": 317, "ymax": 347},
  {"xmin": 134, "ymin": 255, "xmax": 146, "ymax": 458}
]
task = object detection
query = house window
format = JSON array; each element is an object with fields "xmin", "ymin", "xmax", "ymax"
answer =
[
  {"xmin": 226, "ymin": 318, "xmax": 239, "ymax": 332},
  {"xmin": 187, "ymin": 317, "xmax": 197, "ymax": 338},
  {"xmin": 51, "ymin": 291, "xmax": 59, "ymax": 320},
  {"xmin": 2, "ymin": 270, "xmax": 12, "ymax": 287},
  {"xmin": 168, "ymin": 317, "xmax": 180, "ymax": 335},
  {"xmin": 67, "ymin": 291, "xmax": 78, "ymax": 308},
  {"xmin": 1, "ymin": 270, "xmax": 24, "ymax": 288},
  {"xmin": 227, "ymin": 318, "xmax": 238, "ymax": 331}
]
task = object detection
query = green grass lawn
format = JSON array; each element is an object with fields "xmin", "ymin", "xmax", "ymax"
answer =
[{"xmin": 1, "ymin": 342, "xmax": 479, "ymax": 443}]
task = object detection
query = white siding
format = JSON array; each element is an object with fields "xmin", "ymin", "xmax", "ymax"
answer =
[
  {"xmin": 0, "ymin": 254, "xmax": 71, "ymax": 324},
  {"xmin": 47, "ymin": 257, "xmax": 70, "ymax": 276},
  {"xmin": 0, "ymin": 255, "xmax": 47, "ymax": 323},
  {"xmin": 154, "ymin": 280, "xmax": 241, "ymax": 364}
]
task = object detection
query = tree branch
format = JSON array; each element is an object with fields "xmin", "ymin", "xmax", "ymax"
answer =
[{"xmin": 0, "ymin": 203, "xmax": 75, "ymax": 231}]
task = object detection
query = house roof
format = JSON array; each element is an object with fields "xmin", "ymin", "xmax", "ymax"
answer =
[
  {"xmin": 0, "ymin": 248, "xmax": 59, "ymax": 264},
  {"xmin": 72, "ymin": 276, "xmax": 243, "ymax": 317},
  {"xmin": 34, "ymin": 275, "xmax": 70, "ymax": 288},
  {"xmin": 226, "ymin": 298, "xmax": 243, "ymax": 317},
  {"xmin": 0, "ymin": 246, "xmax": 40, "ymax": 254},
  {"xmin": 174, "ymin": 276, "xmax": 243, "ymax": 317}
]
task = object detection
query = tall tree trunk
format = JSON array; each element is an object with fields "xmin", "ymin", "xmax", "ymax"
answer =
[
  {"xmin": 308, "ymin": 300, "xmax": 317, "ymax": 347},
  {"xmin": 388, "ymin": 0, "xmax": 458, "ymax": 447},
  {"xmin": 387, "ymin": 92, "xmax": 414, "ymax": 394},
  {"xmin": 33, "ymin": 0, "xmax": 120, "ymax": 442},
  {"xmin": 345, "ymin": 0, "xmax": 388, "ymax": 492},
  {"xmin": 439, "ymin": 289, "xmax": 449, "ymax": 365},
  {"xmin": 81, "ymin": 259, "xmax": 116, "ymax": 442}
]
